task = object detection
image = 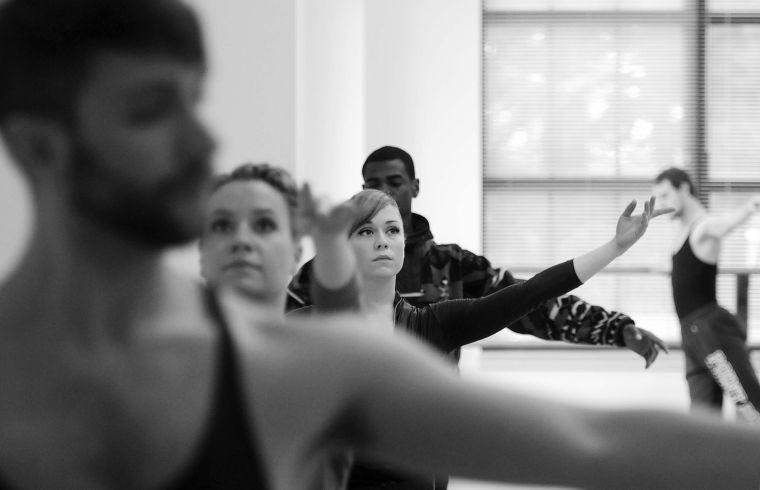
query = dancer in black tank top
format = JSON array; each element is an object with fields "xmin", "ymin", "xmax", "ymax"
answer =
[
  {"xmin": 671, "ymin": 226, "xmax": 718, "ymax": 320},
  {"xmin": 168, "ymin": 287, "xmax": 270, "ymax": 489},
  {"xmin": 0, "ymin": 287, "xmax": 269, "ymax": 490},
  {"xmin": 655, "ymin": 168, "xmax": 760, "ymax": 422}
]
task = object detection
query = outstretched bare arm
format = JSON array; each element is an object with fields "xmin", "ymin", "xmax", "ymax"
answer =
[{"xmin": 699, "ymin": 194, "xmax": 760, "ymax": 240}]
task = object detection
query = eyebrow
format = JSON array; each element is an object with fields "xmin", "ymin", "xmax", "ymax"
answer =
[{"xmin": 366, "ymin": 174, "xmax": 405, "ymax": 181}]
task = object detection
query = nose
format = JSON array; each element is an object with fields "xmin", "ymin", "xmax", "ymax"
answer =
[
  {"xmin": 374, "ymin": 231, "xmax": 390, "ymax": 249},
  {"xmin": 377, "ymin": 183, "xmax": 394, "ymax": 196},
  {"xmin": 187, "ymin": 116, "xmax": 217, "ymax": 161},
  {"xmin": 178, "ymin": 109, "xmax": 217, "ymax": 171},
  {"xmin": 230, "ymin": 225, "xmax": 255, "ymax": 253}
]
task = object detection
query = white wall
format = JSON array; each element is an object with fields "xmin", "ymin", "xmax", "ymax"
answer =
[
  {"xmin": 188, "ymin": 0, "xmax": 297, "ymax": 174},
  {"xmin": 363, "ymin": 0, "xmax": 482, "ymax": 252},
  {"xmin": 296, "ymin": 0, "xmax": 483, "ymax": 253},
  {"xmin": 295, "ymin": 0, "xmax": 366, "ymax": 202},
  {"xmin": 168, "ymin": 0, "xmax": 300, "ymax": 272},
  {"xmin": 0, "ymin": 0, "xmax": 484, "ymax": 278}
]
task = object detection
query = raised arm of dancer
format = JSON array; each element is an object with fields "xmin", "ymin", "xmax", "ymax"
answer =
[
  {"xmin": 419, "ymin": 198, "xmax": 672, "ymax": 351},
  {"xmin": 574, "ymin": 196, "xmax": 671, "ymax": 282},
  {"xmin": 299, "ymin": 184, "xmax": 358, "ymax": 291},
  {"xmin": 698, "ymin": 194, "xmax": 760, "ymax": 239}
]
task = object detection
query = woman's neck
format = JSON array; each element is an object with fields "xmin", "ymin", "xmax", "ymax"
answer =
[
  {"xmin": 230, "ymin": 287, "xmax": 286, "ymax": 318},
  {"xmin": 359, "ymin": 275, "xmax": 397, "ymax": 314}
]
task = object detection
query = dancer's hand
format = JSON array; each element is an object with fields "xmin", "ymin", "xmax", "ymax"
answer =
[
  {"xmin": 622, "ymin": 324, "xmax": 669, "ymax": 369},
  {"xmin": 614, "ymin": 196, "xmax": 673, "ymax": 254},
  {"xmin": 299, "ymin": 183, "xmax": 358, "ymax": 240},
  {"xmin": 299, "ymin": 184, "xmax": 360, "ymax": 290}
]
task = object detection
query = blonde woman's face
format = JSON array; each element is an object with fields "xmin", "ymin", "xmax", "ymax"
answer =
[
  {"xmin": 349, "ymin": 204, "xmax": 405, "ymax": 279},
  {"xmin": 199, "ymin": 180, "xmax": 300, "ymax": 301}
]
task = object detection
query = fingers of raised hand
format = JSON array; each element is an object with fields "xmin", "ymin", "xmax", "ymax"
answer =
[
  {"xmin": 298, "ymin": 183, "xmax": 313, "ymax": 210},
  {"xmin": 297, "ymin": 183, "xmax": 319, "ymax": 224},
  {"xmin": 621, "ymin": 199, "xmax": 637, "ymax": 218},
  {"xmin": 331, "ymin": 201, "xmax": 359, "ymax": 225},
  {"xmin": 297, "ymin": 184, "xmax": 346, "ymax": 232}
]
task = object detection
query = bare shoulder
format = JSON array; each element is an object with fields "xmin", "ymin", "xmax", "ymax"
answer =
[
  {"xmin": 226, "ymin": 297, "xmax": 413, "ymax": 380},
  {"xmin": 220, "ymin": 290, "xmax": 455, "ymax": 415},
  {"xmin": 215, "ymin": 291, "xmax": 459, "ymax": 484},
  {"xmin": 690, "ymin": 217, "xmax": 710, "ymax": 239},
  {"xmin": 689, "ymin": 217, "xmax": 721, "ymax": 263}
]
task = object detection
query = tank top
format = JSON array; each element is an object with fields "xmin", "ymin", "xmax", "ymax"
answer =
[
  {"xmin": 671, "ymin": 228, "xmax": 717, "ymax": 320},
  {"xmin": 0, "ymin": 286, "xmax": 270, "ymax": 490}
]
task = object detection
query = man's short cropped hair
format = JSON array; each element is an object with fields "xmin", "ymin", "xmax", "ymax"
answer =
[
  {"xmin": 363, "ymin": 146, "xmax": 416, "ymax": 181},
  {"xmin": 0, "ymin": 0, "xmax": 205, "ymax": 123}
]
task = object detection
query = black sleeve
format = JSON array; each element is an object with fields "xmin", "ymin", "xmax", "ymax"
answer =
[{"xmin": 428, "ymin": 259, "xmax": 582, "ymax": 351}]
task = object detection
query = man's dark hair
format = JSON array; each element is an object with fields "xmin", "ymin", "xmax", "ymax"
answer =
[
  {"xmin": 0, "ymin": 0, "xmax": 205, "ymax": 124},
  {"xmin": 655, "ymin": 167, "xmax": 696, "ymax": 196},
  {"xmin": 363, "ymin": 146, "xmax": 416, "ymax": 181}
]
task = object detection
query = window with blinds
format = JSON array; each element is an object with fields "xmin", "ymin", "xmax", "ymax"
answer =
[{"xmin": 482, "ymin": 0, "xmax": 760, "ymax": 345}]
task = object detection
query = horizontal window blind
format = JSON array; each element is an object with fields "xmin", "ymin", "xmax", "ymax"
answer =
[
  {"xmin": 708, "ymin": 0, "xmax": 760, "ymax": 12},
  {"xmin": 483, "ymin": 0, "xmax": 760, "ymax": 345},
  {"xmin": 704, "ymin": 1, "xmax": 760, "ymax": 343}
]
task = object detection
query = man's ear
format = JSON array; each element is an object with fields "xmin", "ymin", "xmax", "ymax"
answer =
[
  {"xmin": 411, "ymin": 178, "xmax": 420, "ymax": 198},
  {"xmin": 1, "ymin": 116, "xmax": 70, "ymax": 177}
]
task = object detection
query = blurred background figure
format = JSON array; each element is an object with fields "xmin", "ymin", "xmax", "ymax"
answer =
[{"xmin": 654, "ymin": 167, "xmax": 760, "ymax": 422}]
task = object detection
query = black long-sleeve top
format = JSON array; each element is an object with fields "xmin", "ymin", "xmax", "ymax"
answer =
[
  {"xmin": 391, "ymin": 259, "xmax": 582, "ymax": 353},
  {"xmin": 298, "ymin": 259, "xmax": 586, "ymax": 490}
]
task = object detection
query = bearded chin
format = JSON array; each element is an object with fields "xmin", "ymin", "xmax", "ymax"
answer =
[{"xmin": 67, "ymin": 143, "xmax": 206, "ymax": 248}]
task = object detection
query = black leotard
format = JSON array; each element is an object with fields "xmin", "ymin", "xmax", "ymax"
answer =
[
  {"xmin": 672, "ymin": 231, "xmax": 717, "ymax": 320},
  {"xmin": 0, "ymin": 286, "xmax": 270, "ymax": 490}
]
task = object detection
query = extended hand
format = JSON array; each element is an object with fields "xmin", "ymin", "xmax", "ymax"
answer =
[
  {"xmin": 298, "ymin": 183, "xmax": 359, "ymax": 238},
  {"xmin": 614, "ymin": 196, "xmax": 673, "ymax": 252},
  {"xmin": 622, "ymin": 324, "xmax": 669, "ymax": 369}
]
